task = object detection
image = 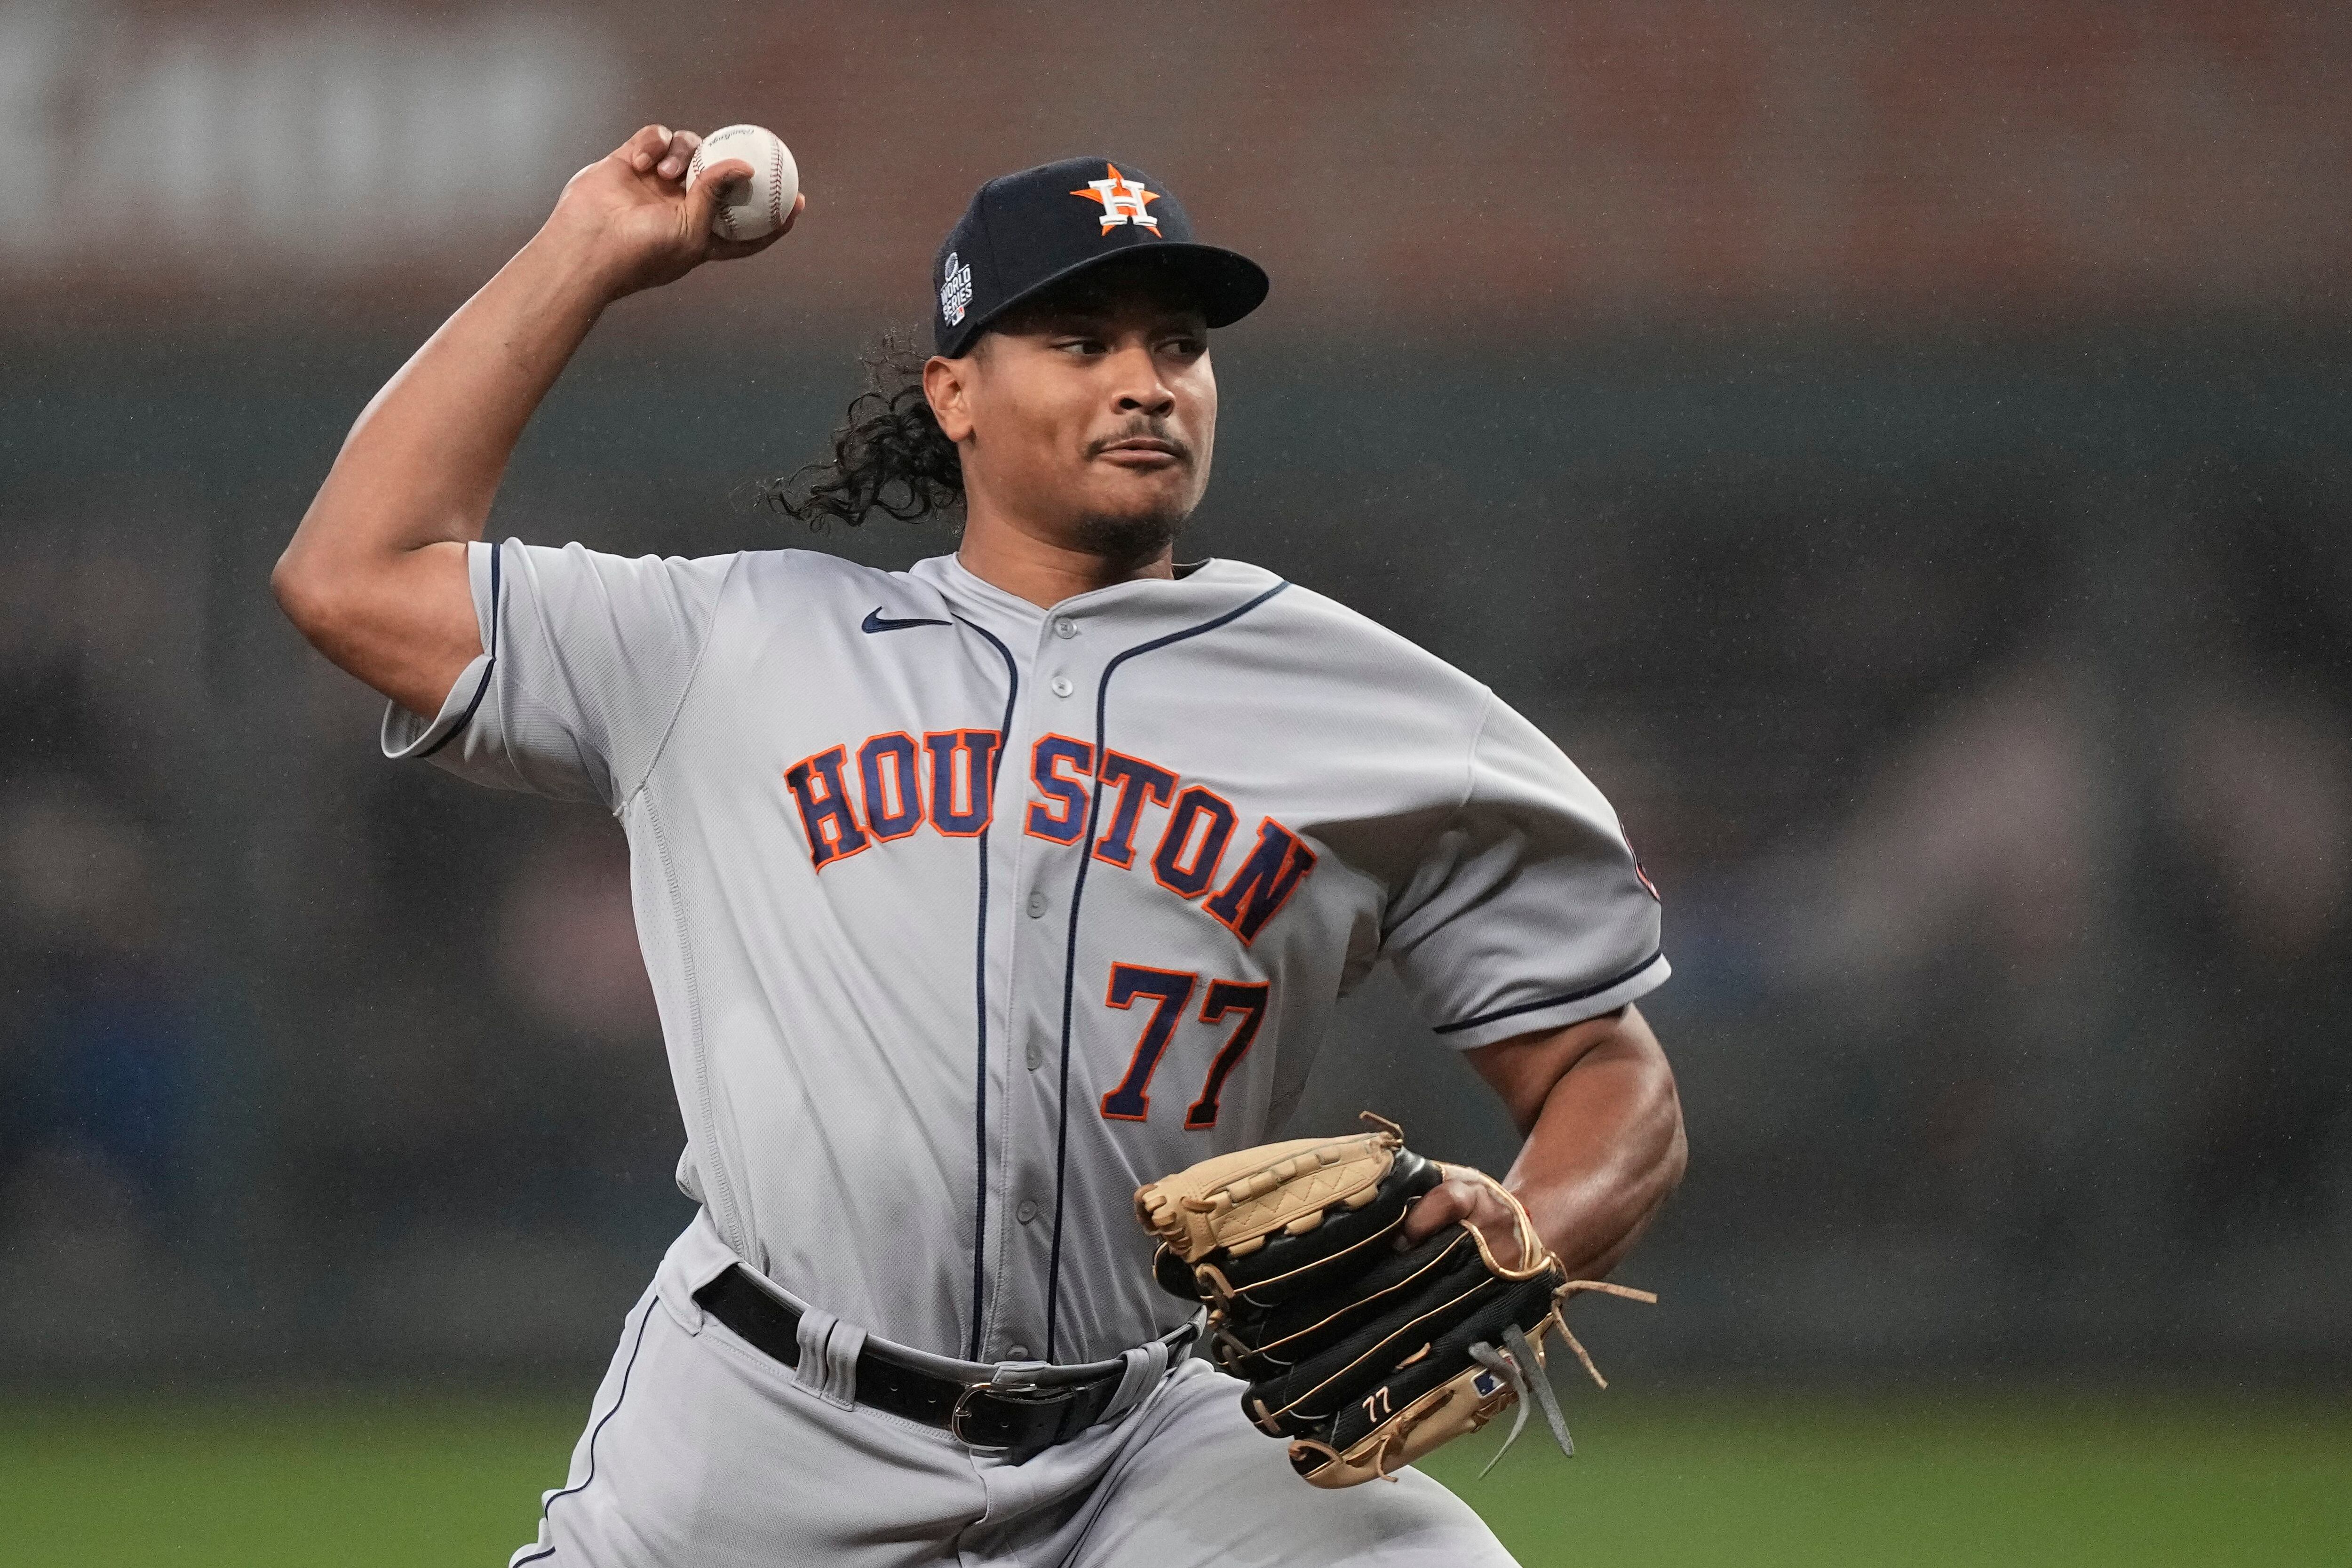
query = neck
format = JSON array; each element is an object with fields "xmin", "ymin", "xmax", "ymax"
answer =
[{"xmin": 955, "ymin": 505, "xmax": 1176, "ymax": 609}]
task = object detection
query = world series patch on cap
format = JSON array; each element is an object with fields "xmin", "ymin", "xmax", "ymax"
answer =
[{"xmin": 933, "ymin": 157, "xmax": 1270, "ymax": 358}]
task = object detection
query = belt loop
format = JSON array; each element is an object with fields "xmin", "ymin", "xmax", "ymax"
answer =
[
  {"xmin": 822, "ymin": 1321, "xmax": 865, "ymax": 1409},
  {"xmin": 795, "ymin": 1307, "xmax": 863, "ymax": 1409},
  {"xmin": 1100, "ymin": 1338, "xmax": 1171, "ymax": 1424}
]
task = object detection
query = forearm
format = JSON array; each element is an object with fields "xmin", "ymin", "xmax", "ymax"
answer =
[{"xmin": 1502, "ymin": 1020, "xmax": 1685, "ymax": 1278}]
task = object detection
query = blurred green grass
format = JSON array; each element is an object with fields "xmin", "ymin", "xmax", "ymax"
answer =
[{"xmin": 2, "ymin": 1390, "xmax": 2345, "ymax": 1566}]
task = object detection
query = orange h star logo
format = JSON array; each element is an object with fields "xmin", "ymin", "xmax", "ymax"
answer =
[{"xmin": 1071, "ymin": 164, "xmax": 1161, "ymax": 235}]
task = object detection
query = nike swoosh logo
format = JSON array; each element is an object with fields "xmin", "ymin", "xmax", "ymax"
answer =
[{"xmin": 862, "ymin": 608, "xmax": 953, "ymax": 634}]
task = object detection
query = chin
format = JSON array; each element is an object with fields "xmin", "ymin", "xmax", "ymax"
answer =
[{"xmin": 1071, "ymin": 501, "xmax": 1190, "ymax": 563}]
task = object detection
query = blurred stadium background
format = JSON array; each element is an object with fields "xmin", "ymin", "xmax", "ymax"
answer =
[{"xmin": 2, "ymin": 1, "xmax": 2347, "ymax": 1562}]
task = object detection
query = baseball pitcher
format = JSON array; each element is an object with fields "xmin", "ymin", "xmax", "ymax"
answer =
[{"xmin": 275, "ymin": 125, "xmax": 1685, "ymax": 1566}]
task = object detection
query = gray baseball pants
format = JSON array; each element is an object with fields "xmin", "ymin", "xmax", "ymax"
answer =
[{"xmin": 509, "ymin": 1214, "xmax": 1518, "ymax": 1566}]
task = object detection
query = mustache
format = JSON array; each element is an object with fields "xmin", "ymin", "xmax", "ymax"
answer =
[{"xmin": 1085, "ymin": 421, "xmax": 1194, "ymax": 463}]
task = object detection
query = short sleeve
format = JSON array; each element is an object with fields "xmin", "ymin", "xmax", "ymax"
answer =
[
  {"xmin": 381, "ymin": 539, "xmax": 735, "ymax": 808},
  {"xmin": 1383, "ymin": 693, "xmax": 1668, "ymax": 1049}
]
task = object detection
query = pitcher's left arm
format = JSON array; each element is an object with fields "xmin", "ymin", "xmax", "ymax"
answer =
[{"xmin": 1400, "ymin": 1004, "xmax": 1685, "ymax": 1275}]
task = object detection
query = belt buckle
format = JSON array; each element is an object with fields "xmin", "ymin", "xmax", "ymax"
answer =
[{"xmin": 949, "ymin": 1363, "xmax": 1081, "ymax": 1454}]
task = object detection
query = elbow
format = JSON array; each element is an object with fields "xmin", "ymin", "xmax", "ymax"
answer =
[
  {"xmin": 268, "ymin": 547, "xmax": 304, "ymax": 618},
  {"xmin": 270, "ymin": 542, "xmax": 341, "ymax": 645},
  {"xmin": 1649, "ymin": 1039, "xmax": 1688, "ymax": 1196},
  {"xmin": 1616, "ymin": 1007, "xmax": 1687, "ymax": 1200},
  {"xmin": 1657, "ymin": 1092, "xmax": 1689, "ymax": 1197}
]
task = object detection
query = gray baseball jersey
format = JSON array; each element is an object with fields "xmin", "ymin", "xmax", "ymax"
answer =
[{"xmin": 386, "ymin": 541, "xmax": 1666, "ymax": 1366}]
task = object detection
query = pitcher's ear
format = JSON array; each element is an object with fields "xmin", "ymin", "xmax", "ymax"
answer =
[{"xmin": 923, "ymin": 354, "xmax": 975, "ymax": 444}]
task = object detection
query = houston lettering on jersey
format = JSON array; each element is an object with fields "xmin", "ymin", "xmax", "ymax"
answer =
[{"xmin": 783, "ymin": 731, "xmax": 1317, "ymax": 944}]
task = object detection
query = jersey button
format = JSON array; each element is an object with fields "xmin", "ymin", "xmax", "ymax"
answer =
[
  {"xmin": 1009, "ymin": 1345, "xmax": 1031, "ymax": 1360},
  {"xmin": 1025, "ymin": 1040, "xmax": 1044, "ymax": 1069},
  {"xmin": 1053, "ymin": 616, "xmax": 1079, "ymax": 639},
  {"xmin": 1049, "ymin": 675, "xmax": 1074, "ymax": 698},
  {"xmin": 1025, "ymin": 891, "xmax": 1048, "ymax": 918},
  {"xmin": 1017, "ymin": 1199, "xmax": 1039, "ymax": 1224}
]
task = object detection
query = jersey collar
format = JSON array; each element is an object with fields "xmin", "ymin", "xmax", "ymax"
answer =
[{"xmin": 908, "ymin": 553, "xmax": 1282, "ymax": 646}]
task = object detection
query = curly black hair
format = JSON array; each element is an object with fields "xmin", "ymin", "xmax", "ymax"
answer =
[{"xmin": 758, "ymin": 333, "xmax": 963, "ymax": 530}]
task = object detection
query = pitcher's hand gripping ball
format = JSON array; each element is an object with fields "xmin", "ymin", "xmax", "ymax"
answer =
[
  {"xmin": 1136, "ymin": 1115, "xmax": 1654, "ymax": 1487},
  {"xmin": 685, "ymin": 124, "xmax": 798, "ymax": 240}
]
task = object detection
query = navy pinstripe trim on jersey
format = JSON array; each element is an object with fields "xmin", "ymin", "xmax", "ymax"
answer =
[
  {"xmin": 1043, "ymin": 579, "xmax": 1293, "ymax": 1360},
  {"xmin": 512, "ymin": 1287, "xmax": 657, "ymax": 1565},
  {"xmin": 957, "ymin": 616, "xmax": 1019, "ymax": 1363},
  {"xmin": 415, "ymin": 539, "xmax": 501, "ymax": 761},
  {"xmin": 1428, "ymin": 947, "xmax": 1667, "ymax": 1036}
]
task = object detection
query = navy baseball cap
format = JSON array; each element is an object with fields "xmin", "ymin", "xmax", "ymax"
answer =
[{"xmin": 932, "ymin": 157, "xmax": 1269, "ymax": 358}]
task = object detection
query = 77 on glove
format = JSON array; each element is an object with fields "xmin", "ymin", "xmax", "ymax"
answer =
[{"xmin": 1135, "ymin": 1115, "xmax": 1653, "ymax": 1488}]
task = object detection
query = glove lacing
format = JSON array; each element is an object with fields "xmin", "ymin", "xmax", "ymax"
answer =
[{"xmin": 1467, "ymin": 1279, "xmax": 1657, "ymax": 1477}]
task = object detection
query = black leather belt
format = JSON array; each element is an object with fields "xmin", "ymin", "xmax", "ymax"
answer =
[{"xmin": 693, "ymin": 1265, "xmax": 1189, "ymax": 1462}]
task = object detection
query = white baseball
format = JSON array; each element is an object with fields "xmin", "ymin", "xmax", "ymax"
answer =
[{"xmin": 685, "ymin": 124, "xmax": 798, "ymax": 241}]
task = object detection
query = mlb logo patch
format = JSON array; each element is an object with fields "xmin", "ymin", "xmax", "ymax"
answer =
[{"xmin": 1473, "ymin": 1369, "xmax": 1505, "ymax": 1398}]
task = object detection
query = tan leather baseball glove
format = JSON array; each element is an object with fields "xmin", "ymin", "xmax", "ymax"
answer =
[{"xmin": 1135, "ymin": 1115, "xmax": 1653, "ymax": 1487}]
